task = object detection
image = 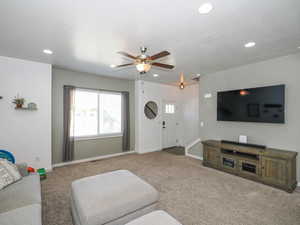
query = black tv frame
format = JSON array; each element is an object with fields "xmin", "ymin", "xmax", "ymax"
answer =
[{"xmin": 217, "ymin": 84, "xmax": 285, "ymax": 124}]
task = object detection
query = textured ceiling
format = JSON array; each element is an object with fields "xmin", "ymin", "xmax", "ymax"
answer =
[{"xmin": 0, "ymin": 0, "xmax": 300, "ymax": 84}]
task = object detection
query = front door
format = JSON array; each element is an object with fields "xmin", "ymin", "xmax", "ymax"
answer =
[{"xmin": 162, "ymin": 101, "xmax": 178, "ymax": 149}]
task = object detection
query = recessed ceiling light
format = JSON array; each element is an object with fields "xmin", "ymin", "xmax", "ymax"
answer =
[
  {"xmin": 110, "ymin": 64, "xmax": 117, "ymax": 68},
  {"xmin": 153, "ymin": 74, "xmax": 159, "ymax": 77},
  {"xmin": 244, "ymin": 42, "xmax": 256, "ymax": 48},
  {"xmin": 199, "ymin": 3, "xmax": 213, "ymax": 14},
  {"xmin": 298, "ymin": 46, "xmax": 300, "ymax": 49},
  {"xmin": 43, "ymin": 49, "xmax": 53, "ymax": 55}
]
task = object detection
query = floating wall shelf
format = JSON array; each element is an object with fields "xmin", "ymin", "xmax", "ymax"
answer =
[{"xmin": 15, "ymin": 107, "xmax": 38, "ymax": 111}]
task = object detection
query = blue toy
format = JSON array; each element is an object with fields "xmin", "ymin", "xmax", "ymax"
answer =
[{"xmin": 0, "ymin": 150, "xmax": 15, "ymax": 163}]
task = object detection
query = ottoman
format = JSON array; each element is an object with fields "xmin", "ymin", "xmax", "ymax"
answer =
[
  {"xmin": 71, "ymin": 170, "xmax": 159, "ymax": 225},
  {"xmin": 125, "ymin": 210, "xmax": 182, "ymax": 225}
]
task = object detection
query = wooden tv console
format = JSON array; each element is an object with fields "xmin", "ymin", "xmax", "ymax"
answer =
[{"xmin": 202, "ymin": 140, "xmax": 298, "ymax": 192}]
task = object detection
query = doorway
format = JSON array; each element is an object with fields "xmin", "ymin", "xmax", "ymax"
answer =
[{"xmin": 162, "ymin": 101, "xmax": 178, "ymax": 149}]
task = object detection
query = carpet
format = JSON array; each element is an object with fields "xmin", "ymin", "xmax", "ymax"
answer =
[
  {"xmin": 42, "ymin": 152, "xmax": 300, "ymax": 225},
  {"xmin": 163, "ymin": 146, "xmax": 185, "ymax": 155}
]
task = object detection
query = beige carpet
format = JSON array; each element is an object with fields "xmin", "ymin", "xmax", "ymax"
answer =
[
  {"xmin": 163, "ymin": 146, "xmax": 185, "ymax": 155},
  {"xmin": 42, "ymin": 152, "xmax": 300, "ymax": 225}
]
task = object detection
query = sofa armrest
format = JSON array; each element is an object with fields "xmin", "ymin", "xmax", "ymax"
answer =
[{"xmin": 16, "ymin": 163, "xmax": 29, "ymax": 177}]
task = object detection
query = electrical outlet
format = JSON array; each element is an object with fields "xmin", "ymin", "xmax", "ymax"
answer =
[{"xmin": 200, "ymin": 122, "xmax": 204, "ymax": 127}]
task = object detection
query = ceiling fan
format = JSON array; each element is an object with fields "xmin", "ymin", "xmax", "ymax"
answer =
[
  {"xmin": 174, "ymin": 72, "xmax": 200, "ymax": 89},
  {"xmin": 112, "ymin": 47, "xmax": 175, "ymax": 74}
]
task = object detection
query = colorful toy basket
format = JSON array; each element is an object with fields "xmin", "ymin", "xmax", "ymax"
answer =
[{"xmin": 0, "ymin": 150, "xmax": 15, "ymax": 163}]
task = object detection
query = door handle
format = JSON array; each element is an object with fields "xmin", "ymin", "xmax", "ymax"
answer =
[{"xmin": 162, "ymin": 121, "xmax": 166, "ymax": 128}]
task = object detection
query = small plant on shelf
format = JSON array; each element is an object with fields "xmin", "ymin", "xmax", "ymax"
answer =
[{"xmin": 12, "ymin": 95, "xmax": 25, "ymax": 108}]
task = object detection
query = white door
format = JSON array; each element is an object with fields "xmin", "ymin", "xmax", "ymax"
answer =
[{"xmin": 162, "ymin": 101, "xmax": 178, "ymax": 149}]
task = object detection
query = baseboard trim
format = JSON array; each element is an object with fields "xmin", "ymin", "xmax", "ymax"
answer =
[
  {"xmin": 137, "ymin": 149, "xmax": 162, "ymax": 154},
  {"xmin": 52, "ymin": 151, "xmax": 136, "ymax": 168},
  {"xmin": 186, "ymin": 153, "xmax": 203, "ymax": 161}
]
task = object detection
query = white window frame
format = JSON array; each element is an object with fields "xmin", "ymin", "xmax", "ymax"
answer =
[
  {"xmin": 74, "ymin": 88, "xmax": 123, "ymax": 141},
  {"xmin": 165, "ymin": 104, "xmax": 175, "ymax": 114}
]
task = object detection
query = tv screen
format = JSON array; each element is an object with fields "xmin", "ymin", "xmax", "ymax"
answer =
[{"xmin": 217, "ymin": 85, "xmax": 285, "ymax": 123}]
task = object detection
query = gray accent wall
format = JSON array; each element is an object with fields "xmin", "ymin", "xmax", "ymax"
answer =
[
  {"xmin": 52, "ymin": 68, "xmax": 135, "ymax": 164},
  {"xmin": 197, "ymin": 53, "xmax": 300, "ymax": 181}
]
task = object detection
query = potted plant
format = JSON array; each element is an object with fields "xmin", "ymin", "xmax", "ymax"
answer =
[{"xmin": 12, "ymin": 95, "xmax": 25, "ymax": 108}]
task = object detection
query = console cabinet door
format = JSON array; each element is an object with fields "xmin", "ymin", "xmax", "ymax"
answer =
[
  {"xmin": 261, "ymin": 156, "xmax": 287, "ymax": 186},
  {"xmin": 203, "ymin": 146, "xmax": 220, "ymax": 167}
]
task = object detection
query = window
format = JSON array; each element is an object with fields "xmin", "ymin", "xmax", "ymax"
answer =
[
  {"xmin": 74, "ymin": 89, "xmax": 122, "ymax": 138},
  {"xmin": 165, "ymin": 104, "xmax": 175, "ymax": 114},
  {"xmin": 74, "ymin": 90, "xmax": 98, "ymax": 137}
]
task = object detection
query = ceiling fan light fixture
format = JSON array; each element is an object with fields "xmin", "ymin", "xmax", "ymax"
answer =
[
  {"xmin": 179, "ymin": 82, "xmax": 185, "ymax": 90},
  {"xmin": 136, "ymin": 62, "xmax": 151, "ymax": 74},
  {"xmin": 179, "ymin": 72, "xmax": 185, "ymax": 89},
  {"xmin": 114, "ymin": 47, "xmax": 174, "ymax": 74}
]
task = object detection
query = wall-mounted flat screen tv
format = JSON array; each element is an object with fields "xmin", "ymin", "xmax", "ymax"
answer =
[{"xmin": 217, "ymin": 85, "xmax": 285, "ymax": 123}]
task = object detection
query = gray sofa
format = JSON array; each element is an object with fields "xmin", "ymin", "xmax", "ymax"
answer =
[{"xmin": 0, "ymin": 164, "xmax": 42, "ymax": 225}]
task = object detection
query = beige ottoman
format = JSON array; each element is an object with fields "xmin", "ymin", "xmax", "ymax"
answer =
[
  {"xmin": 71, "ymin": 170, "xmax": 159, "ymax": 225},
  {"xmin": 125, "ymin": 210, "xmax": 182, "ymax": 225}
]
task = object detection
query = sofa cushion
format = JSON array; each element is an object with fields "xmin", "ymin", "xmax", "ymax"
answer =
[
  {"xmin": 125, "ymin": 210, "xmax": 182, "ymax": 225},
  {"xmin": 0, "ymin": 159, "xmax": 22, "ymax": 190},
  {"xmin": 0, "ymin": 173, "xmax": 41, "ymax": 213},
  {"xmin": 71, "ymin": 170, "xmax": 159, "ymax": 225},
  {"xmin": 0, "ymin": 203, "xmax": 41, "ymax": 225}
]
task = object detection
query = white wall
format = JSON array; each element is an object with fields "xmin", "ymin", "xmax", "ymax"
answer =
[
  {"xmin": 135, "ymin": 80, "xmax": 199, "ymax": 153},
  {"xmin": 181, "ymin": 84, "xmax": 200, "ymax": 147},
  {"xmin": 0, "ymin": 56, "xmax": 52, "ymax": 170},
  {"xmin": 135, "ymin": 80, "xmax": 180, "ymax": 153}
]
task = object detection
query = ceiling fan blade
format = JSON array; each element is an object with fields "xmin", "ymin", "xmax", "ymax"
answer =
[
  {"xmin": 117, "ymin": 51, "xmax": 137, "ymax": 60},
  {"xmin": 152, "ymin": 62, "xmax": 174, "ymax": 69},
  {"xmin": 114, "ymin": 63, "xmax": 135, "ymax": 68},
  {"xmin": 150, "ymin": 51, "xmax": 170, "ymax": 60}
]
